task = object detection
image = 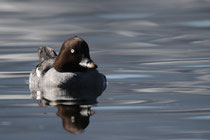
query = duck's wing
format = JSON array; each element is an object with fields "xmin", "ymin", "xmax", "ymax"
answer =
[
  {"xmin": 35, "ymin": 46, "xmax": 57, "ymax": 77},
  {"xmin": 36, "ymin": 58, "xmax": 55, "ymax": 77},
  {"xmin": 37, "ymin": 46, "xmax": 57, "ymax": 62}
]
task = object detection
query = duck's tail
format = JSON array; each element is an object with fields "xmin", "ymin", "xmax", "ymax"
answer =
[{"xmin": 37, "ymin": 46, "xmax": 57, "ymax": 62}]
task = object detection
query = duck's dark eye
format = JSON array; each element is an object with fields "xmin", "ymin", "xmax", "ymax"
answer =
[{"xmin": 70, "ymin": 49, "xmax": 75, "ymax": 54}]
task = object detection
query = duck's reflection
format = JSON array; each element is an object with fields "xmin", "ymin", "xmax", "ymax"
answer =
[
  {"xmin": 57, "ymin": 105, "xmax": 93, "ymax": 134},
  {"xmin": 30, "ymin": 84, "xmax": 106, "ymax": 134}
]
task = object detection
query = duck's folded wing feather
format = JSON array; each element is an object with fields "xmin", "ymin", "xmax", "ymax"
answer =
[{"xmin": 37, "ymin": 46, "xmax": 57, "ymax": 62}]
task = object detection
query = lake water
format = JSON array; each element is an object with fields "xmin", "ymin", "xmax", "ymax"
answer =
[{"xmin": 0, "ymin": 0, "xmax": 210, "ymax": 139}]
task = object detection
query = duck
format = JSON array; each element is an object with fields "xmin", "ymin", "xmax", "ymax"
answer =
[{"xmin": 29, "ymin": 36, "xmax": 106, "ymax": 91}]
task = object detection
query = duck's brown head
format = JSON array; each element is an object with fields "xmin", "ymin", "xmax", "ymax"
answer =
[{"xmin": 53, "ymin": 36, "xmax": 97, "ymax": 72}]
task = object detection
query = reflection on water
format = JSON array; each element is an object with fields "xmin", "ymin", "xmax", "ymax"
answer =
[
  {"xmin": 30, "ymin": 81, "xmax": 106, "ymax": 134},
  {"xmin": 30, "ymin": 86, "xmax": 104, "ymax": 106},
  {"xmin": 56, "ymin": 105, "xmax": 93, "ymax": 134},
  {"xmin": 0, "ymin": 0, "xmax": 210, "ymax": 139},
  {"xmin": 37, "ymin": 99, "xmax": 94, "ymax": 135}
]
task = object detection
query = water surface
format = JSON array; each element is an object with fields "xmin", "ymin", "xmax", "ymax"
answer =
[{"xmin": 0, "ymin": 0, "xmax": 210, "ymax": 139}]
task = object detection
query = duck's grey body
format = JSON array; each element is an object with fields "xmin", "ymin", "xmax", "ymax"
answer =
[{"xmin": 29, "ymin": 66, "xmax": 106, "ymax": 90}]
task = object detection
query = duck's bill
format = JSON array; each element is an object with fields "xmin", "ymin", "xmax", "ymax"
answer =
[
  {"xmin": 86, "ymin": 62, "xmax": 96, "ymax": 68},
  {"xmin": 79, "ymin": 58, "xmax": 96, "ymax": 69}
]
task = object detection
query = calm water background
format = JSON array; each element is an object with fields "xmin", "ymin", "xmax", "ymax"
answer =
[{"xmin": 0, "ymin": 0, "xmax": 210, "ymax": 139}]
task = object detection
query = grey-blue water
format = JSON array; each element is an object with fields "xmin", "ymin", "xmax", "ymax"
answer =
[{"xmin": 0, "ymin": 0, "xmax": 210, "ymax": 139}]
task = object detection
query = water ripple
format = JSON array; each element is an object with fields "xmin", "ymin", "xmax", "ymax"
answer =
[
  {"xmin": 92, "ymin": 105, "xmax": 164, "ymax": 111},
  {"xmin": 187, "ymin": 115, "xmax": 210, "ymax": 120},
  {"xmin": 99, "ymin": 13, "xmax": 153, "ymax": 20},
  {"xmin": 183, "ymin": 20, "xmax": 210, "ymax": 28},
  {"xmin": 106, "ymin": 74, "xmax": 153, "ymax": 80},
  {"xmin": 0, "ymin": 71, "xmax": 29, "ymax": 79},
  {"xmin": 0, "ymin": 53, "xmax": 37, "ymax": 62},
  {"xmin": 0, "ymin": 95, "xmax": 31, "ymax": 100}
]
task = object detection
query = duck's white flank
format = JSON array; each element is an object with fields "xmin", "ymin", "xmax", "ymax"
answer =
[{"xmin": 36, "ymin": 68, "xmax": 41, "ymax": 77}]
